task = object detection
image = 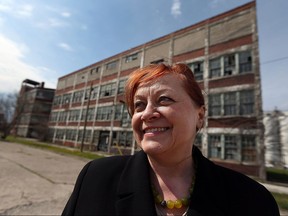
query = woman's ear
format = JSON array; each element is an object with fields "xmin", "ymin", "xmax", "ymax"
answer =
[{"xmin": 196, "ymin": 106, "xmax": 205, "ymax": 131}]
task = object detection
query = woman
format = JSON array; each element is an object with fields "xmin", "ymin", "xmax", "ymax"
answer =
[{"xmin": 62, "ymin": 63, "xmax": 279, "ymax": 216}]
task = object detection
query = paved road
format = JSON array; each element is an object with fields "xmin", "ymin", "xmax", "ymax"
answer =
[
  {"xmin": 0, "ymin": 141, "xmax": 89, "ymax": 215},
  {"xmin": 0, "ymin": 141, "xmax": 288, "ymax": 215}
]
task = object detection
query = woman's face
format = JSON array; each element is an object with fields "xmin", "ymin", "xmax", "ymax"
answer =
[{"xmin": 131, "ymin": 74, "xmax": 203, "ymax": 157}]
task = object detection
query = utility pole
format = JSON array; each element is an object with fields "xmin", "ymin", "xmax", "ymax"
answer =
[{"xmin": 80, "ymin": 83, "xmax": 93, "ymax": 152}]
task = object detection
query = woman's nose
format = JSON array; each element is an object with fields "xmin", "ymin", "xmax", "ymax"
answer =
[{"xmin": 140, "ymin": 103, "xmax": 160, "ymax": 121}]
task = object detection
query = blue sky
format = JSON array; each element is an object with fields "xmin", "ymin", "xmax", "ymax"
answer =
[{"xmin": 0, "ymin": 0, "xmax": 287, "ymax": 111}]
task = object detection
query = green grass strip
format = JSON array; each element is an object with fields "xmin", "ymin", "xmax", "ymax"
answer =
[{"xmin": 5, "ymin": 136, "xmax": 104, "ymax": 160}]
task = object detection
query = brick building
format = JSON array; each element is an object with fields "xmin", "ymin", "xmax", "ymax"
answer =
[
  {"xmin": 13, "ymin": 79, "xmax": 55, "ymax": 139},
  {"xmin": 49, "ymin": 1, "xmax": 265, "ymax": 177}
]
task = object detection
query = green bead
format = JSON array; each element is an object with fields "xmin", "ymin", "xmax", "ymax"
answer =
[
  {"xmin": 174, "ymin": 199, "xmax": 182, "ymax": 208},
  {"xmin": 166, "ymin": 200, "xmax": 175, "ymax": 209}
]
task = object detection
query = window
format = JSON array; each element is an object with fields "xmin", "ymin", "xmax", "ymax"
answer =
[
  {"xmin": 68, "ymin": 109, "xmax": 80, "ymax": 122},
  {"xmin": 106, "ymin": 61, "xmax": 117, "ymax": 70},
  {"xmin": 239, "ymin": 51, "xmax": 252, "ymax": 73},
  {"xmin": 91, "ymin": 66, "xmax": 101, "ymax": 74},
  {"xmin": 151, "ymin": 59, "xmax": 164, "ymax": 64},
  {"xmin": 209, "ymin": 135, "xmax": 222, "ymax": 158},
  {"xmin": 240, "ymin": 90, "xmax": 254, "ymax": 115},
  {"xmin": 53, "ymin": 95, "xmax": 62, "ymax": 106},
  {"xmin": 118, "ymin": 79, "xmax": 126, "ymax": 94},
  {"xmin": 209, "ymin": 58, "xmax": 221, "ymax": 78},
  {"xmin": 224, "ymin": 54, "xmax": 236, "ymax": 76},
  {"xmin": 62, "ymin": 93, "xmax": 71, "ymax": 105},
  {"xmin": 209, "ymin": 94, "xmax": 221, "ymax": 116},
  {"xmin": 209, "ymin": 90, "xmax": 254, "ymax": 117},
  {"xmin": 50, "ymin": 112, "xmax": 59, "ymax": 122},
  {"xmin": 85, "ymin": 87, "xmax": 98, "ymax": 100},
  {"xmin": 96, "ymin": 106, "xmax": 113, "ymax": 120},
  {"xmin": 125, "ymin": 53, "xmax": 138, "ymax": 63},
  {"xmin": 55, "ymin": 129, "xmax": 65, "ymax": 140},
  {"xmin": 224, "ymin": 92, "xmax": 237, "ymax": 115},
  {"xmin": 66, "ymin": 129, "xmax": 77, "ymax": 141},
  {"xmin": 77, "ymin": 130, "xmax": 83, "ymax": 142},
  {"xmin": 100, "ymin": 83, "xmax": 116, "ymax": 98},
  {"xmin": 72, "ymin": 90, "xmax": 84, "ymax": 103},
  {"xmin": 117, "ymin": 131, "xmax": 133, "ymax": 147},
  {"xmin": 188, "ymin": 61, "xmax": 204, "ymax": 81},
  {"xmin": 114, "ymin": 104, "xmax": 124, "ymax": 120},
  {"xmin": 58, "ymin": 111, "xmax": 68, "ymax": 122},
  {"xmin": 241, "ymin": 135, "xmax": 256, "ymax": 162},
  {"xmin": 83, "ymin": 130, "xmax": 92, "ymax": 143},
  {"xmin": 224, "ymin": 135, "xmax": 238, "ymax": 160},
  {"xmin": 81, "ymin": 107, "xmax": 95, "ymax": 121}
]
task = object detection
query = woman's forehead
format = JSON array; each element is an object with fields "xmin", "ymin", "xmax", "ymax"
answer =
[{"xmin": 135, "ymin": 74, "xmax": 184, "ymax": 95}]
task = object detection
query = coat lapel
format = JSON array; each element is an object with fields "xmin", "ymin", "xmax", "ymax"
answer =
[{"xmin": 115, "ymin": 151, "xmax": 157, "ymax": 215}]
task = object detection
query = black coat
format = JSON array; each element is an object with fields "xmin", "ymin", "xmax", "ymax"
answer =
[{"xmin": 62, "ymin": 147, "xmax": 280, "ymax": 216}]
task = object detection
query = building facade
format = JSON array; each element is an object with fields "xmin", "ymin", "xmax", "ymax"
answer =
[
  {"xmin": 13, "ymin": 79, "xmax": 55, "ymax": 140},
  {"xmin": 264, "ymin": 110, "xmax": 288, "ymax": 168},
  {"xmin": 49, "ymin": 1, "xmax": 265, "ymax": 177}
]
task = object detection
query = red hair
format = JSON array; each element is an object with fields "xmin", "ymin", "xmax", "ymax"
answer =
[{"xmin": 125, "ymin": 63, "xmax": 204, "ymax": 115}]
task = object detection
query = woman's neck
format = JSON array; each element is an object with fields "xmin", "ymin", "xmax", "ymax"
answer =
[{"xmin": 149, "ymin": 154, "xmax": 195, "ymax": 216}]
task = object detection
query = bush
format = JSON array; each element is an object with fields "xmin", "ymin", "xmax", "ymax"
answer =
[{"xmin": 266, "ymin": 168, "xmax": 288, "ymax": 184}]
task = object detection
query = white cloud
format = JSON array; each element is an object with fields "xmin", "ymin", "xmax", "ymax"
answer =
[
  {"xmin": 36, "ymin": 18, "xmax": 69, "ymax": 28},
  {"xmin": 0, "ymin": 0, "xmax": 12, "ymax": 12},
  {"xmin": 171, "ymin": 0, "xmax": 181, "ymax": 18},
  {"xmin": 61, "ymin": 11, "xmax": 71, "ymax": 18},
  {"xmin": 0, "ymin": 34, "xmax": 56, "ymax": 93},
  {"xmin": 16, "ymin": 4, "xmax": 34, "ymax": 17},
  {"xmin": 58, "ymin": 42, "xmax": 73, "ymax": 51},
  {"xmin": 0, "ymin": 1, "xmax": 34, "ymax": 18}
]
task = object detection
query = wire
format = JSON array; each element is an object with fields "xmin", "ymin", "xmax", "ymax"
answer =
[{"xmin": 261, "ymin": 56, "xmax": 288, "ymax": 65}]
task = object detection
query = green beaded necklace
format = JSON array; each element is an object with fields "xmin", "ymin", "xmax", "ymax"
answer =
[{"xmin": 151, "ymin": 175, "xmax": 195, "ymax": 209}]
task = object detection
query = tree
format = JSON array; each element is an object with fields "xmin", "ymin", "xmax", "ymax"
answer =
[{"xmin": 0, "ymin": 92, "xmax": 21, "ymax": 139}]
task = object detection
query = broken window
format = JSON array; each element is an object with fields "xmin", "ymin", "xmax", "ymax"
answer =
[
  {"xmin": 224, "ymin": 54, "xmax": 236, "ymax": 76},
  {"xmin": 188, "ymin": 61, "xmax": 204, "ymax": 81}
]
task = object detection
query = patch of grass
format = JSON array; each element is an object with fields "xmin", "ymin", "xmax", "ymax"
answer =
[
  {"xmin": 272, "ymin": 192, "xmax": 288, "ymax": 211},
  {"xmin": 5, "ymin": 136, "xmax": 104, "ymax": 160}
]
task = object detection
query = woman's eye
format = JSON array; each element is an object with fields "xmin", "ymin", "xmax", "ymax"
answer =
[
  {"xmin": 159, "ymin": 96, "xmax": 174, "ymax": 104},
  {"xmin": 134, "ymin": 101, "xmax": 145, "ymax": 112}
]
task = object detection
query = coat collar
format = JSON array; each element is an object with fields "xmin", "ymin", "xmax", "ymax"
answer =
[{"xmin": 116, "ymin": 150, "xmax": 157, "ymax": 215}]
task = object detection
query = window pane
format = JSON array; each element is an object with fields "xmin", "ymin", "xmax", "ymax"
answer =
[
  {"xmin": 209, "ymin": 58, "xmax": 221, "ymax": 78},
  {"xmin": 241, "ymin": 135, "xmax": 256, "ymax": 162},
  {"xmin": 240, "ymin": 90, "xmax": 254, "ymax": 115},
  {"xmin": 209, "ymin": 94, "xmax": 221, "ymax": 116},
  {"xmin": 209, "ymin": 135, "xmax": 222, "ymax": 158},
  {"xmin": 224, "ymin": 135, "xmax": 238, "ymax": 160},
  {"xmin": 224, "ymin": 92, "xmax": 237, "ymax": 115},
  {"xmin": 239, "ymin": 51, "xmax": 252, "ymax": 73},
  {"xmin": 188, "ymin": 61, "xmax": 204, "ymax": 81},
  {"xmin": 224, "ymin": 54, "xmax": 236, "ymax": 76}
]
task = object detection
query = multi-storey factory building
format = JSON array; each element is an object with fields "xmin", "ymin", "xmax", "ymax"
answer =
[{"xmin": 49, "ymin": 1, "xmax": 265, "ymax": 177}]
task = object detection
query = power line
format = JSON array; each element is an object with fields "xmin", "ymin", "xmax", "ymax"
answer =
[{"xmin": 261, "ymin": 56, "xmax": 288, "ymax": 65}]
